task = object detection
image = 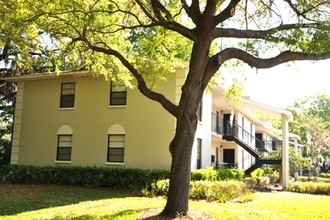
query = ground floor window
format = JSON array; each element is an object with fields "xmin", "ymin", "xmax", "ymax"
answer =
[
  {"xmin": 197, "ymin": 138, "xmax": 202, "ymax": 169},
  {"xmin": 56, "ymin": 135, "xmax": 72, "ymax": 161},
  {"xmin": 107, "ymin": 134, "xmax": 125, "ymax": 163}
]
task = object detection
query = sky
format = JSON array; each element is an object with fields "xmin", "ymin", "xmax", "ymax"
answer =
[{"xmin": 242, "ymin": 59, "xmax": 330, "ymax": 109}]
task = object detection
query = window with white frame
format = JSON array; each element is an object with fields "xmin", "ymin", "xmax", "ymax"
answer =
[
  {"xmin": 107, "ymin": 134, "xmax": 125, "ymax": 163},
  {"xmin": 197, "ymin": 101, "xmax": 202, "ymax": 122},
  {"xmin": 110, "ymin": 82, "xmax": 127, "ymax": 106},
  {"xmin": 60, "ymin": 82, "xmax": 76, "ymax": 108},
  {"xmin": 56, "ymin": 135, "xmax": 72, "ymax": 161},
  {"xmin": 197, "ymin": 138, "xmax": 202, "ymax": 169}
]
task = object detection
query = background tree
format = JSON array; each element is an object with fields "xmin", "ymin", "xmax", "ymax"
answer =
[
  {"xmin": 0, "ymin": 100, "xmax": 13, "ymax": 165},
  {"xmin": 267, "ymin": 146, "xmax": 311, "ymax": 176},
  {"xmin": 3, "ymin": 0, "xmax": 330, "ymax": 217},
  {"xmin": 289, "ymin": 94, "xmax": 330, "ymax": 175}
]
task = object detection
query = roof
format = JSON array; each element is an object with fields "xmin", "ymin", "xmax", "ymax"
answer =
[
  {"xmin": 209, "ymin": 84, "xmax": 293, "ymax": 121},
  {"xmin": 0, "ymin": 70, "xmax": 92, "ymax": 82},
  {"xmin": 242, "ymin": 97, "xmax": 293, "ymax": 121}
]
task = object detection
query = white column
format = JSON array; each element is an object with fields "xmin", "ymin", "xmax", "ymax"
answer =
[
  {"xmin": 281, "ymin": 114, "xmax": 289, "ymax": 187},
  {"xmin": 293, "ymin": 138, "xmax": 299, "ymax": 180}
]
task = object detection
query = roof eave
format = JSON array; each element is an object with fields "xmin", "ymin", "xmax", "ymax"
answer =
[{"xmin": 0, "ymin": 70, "xmax": 94, "ymax": 82}]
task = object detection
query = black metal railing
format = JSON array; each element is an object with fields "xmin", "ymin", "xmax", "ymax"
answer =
[
  {"xmin": 235, "ymin": 154, "xmax": 255, "ymax": 170},
  {"xmin": 211, "ymin": 112, "xmax": 223, "ymax": 135},
  {"xmin": 225, "ymin": 121, "xmax": 264, "ymax": 153}
]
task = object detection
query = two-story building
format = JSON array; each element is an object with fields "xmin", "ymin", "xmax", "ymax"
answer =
[{"xmin": 1, "ymin": 66, "xmax": 299, "ymax": 181}]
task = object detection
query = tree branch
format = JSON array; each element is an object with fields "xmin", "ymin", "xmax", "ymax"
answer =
[
  {"xmin": 135, "ymin": 0, "xmax": 197, "ymax": 41},
  {"xmin": 211, "ymin": 23, "xmax": 328, "ymax": 40},
  {"xmin": 283, "ymin": 0, "xmax": 330, "ymax": 21},
  {"xmin": 180, "ymin": 0, "xmax": 200, "ymax": 24},
  {"xmin": 212, "ymin": 0, "xmax": 241, "ymax": 27},
  {"xmin": 211, "ymin": 48, "xmax": 330, "ymax": 72},
  {"xmin": 75, "ymin": 37, "xmax": 178, "ymax": 117}
]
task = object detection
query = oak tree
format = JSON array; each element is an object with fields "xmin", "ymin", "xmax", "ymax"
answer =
[{"xmin": 2, "ymin": 0, "xmax": 330, "ymax": 217}]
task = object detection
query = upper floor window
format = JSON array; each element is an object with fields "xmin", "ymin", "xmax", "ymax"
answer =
[
  {"xmin": 60, "ymin": 82, "xmax": 75, "ymax": 108},
  {"xmin": 56, "ymin": 135, "xmax": 72, "ymax": 161},
  {"xmin": 110, "ymin": 82, "xmax": 127, "ymax": 106}
]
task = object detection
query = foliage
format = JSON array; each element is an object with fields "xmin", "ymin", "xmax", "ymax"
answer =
[
  {"xmin": 320, "ymin": 173, "xmax": 330, "ymax": 179},
  {"xmin": 2, "ymin": 0, "xmax": 330, "ymax": 215},
  {"xmin": 143, "ymin": 179, "xmax": 253, "ymax": 203},
  {"xmin": 286, "ymin": 181, "xmax": 330, "ymax": 195},
  {"xmin": 191, "ymin": 167, "xmax": 244, "ymax": 181},
  {"xmin": 250, "ymin": 167, "xmax": 279, "ymax": 184},
  {"xmin": 266, "ymin": 146, "xmax": 311, "ymax": 173},
  {"xmin": 288, "ymin": 94, "xmax": 330, "ymax": 175},
  {"xmin": 0, "ymin": 165, "xmax": 169, "ymax": 189},
  {"xmin": 0, "ymin": 101, "xmax": 13, "ymax": 165},
  {"xmin": 298, "ymin": 176, "xmax": 330, "ymax": 183}
]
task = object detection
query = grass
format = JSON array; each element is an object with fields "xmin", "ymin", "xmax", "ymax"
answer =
[{"xmin": 1, "ymin": 184, "xmax": 330, "ymax": 219}]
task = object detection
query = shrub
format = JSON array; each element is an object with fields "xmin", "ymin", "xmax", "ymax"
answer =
[
  {"xmin": 251, "ymin": 168, "xmax": 265, "ymax": 179},
  {"xmin": 216, "ymin": 168, "xmax": 245, "ymax": 180},
  {"xmin": 250, "ymin": 168, "xmax": 279, "ymax": 185},
  {"xmin": 286, "ymin": 182, "xmax": 330, "ymax": 195},
  {"xmin": 320, "ymin": 173, "xmax": 330, "ymax": 179},
  {"xmin": 0, "ymin": 165, "xmax": 169, "ymax": 190},
  {"xmin": 298, "ymin": 176, "xmax": 330, "ymax": 183},
  {"xmin": 143, "ymin": 179, "xmax": 253, "ymax": 203},
  {"xmin": 191, "ymin": 166, "xmax": 217, "ymax": 181},
  {"xmin": 190, "ymin": 180, "xmax": 251, "ymax": 202},
  {"xmin": 191, "ymin": 167, "xmax": 244, "ymax": 181}
]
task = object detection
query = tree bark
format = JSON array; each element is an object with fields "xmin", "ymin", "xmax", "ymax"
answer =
[
  {"xmin": 161, "ymin": 38, "xmax": 210, "ymax": 217},
  {"xmin": 161, "ymin": 110, "xmax": 197, "ymax": 217}
]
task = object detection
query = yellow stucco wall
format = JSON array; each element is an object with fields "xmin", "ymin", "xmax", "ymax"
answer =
[{"xmin": 15, "ymin": 73, "xmax": 177, "ymax": 169}]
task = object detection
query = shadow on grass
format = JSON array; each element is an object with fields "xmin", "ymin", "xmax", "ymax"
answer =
[
  {"xmin": 0, "ymin": 183, "xmax": 135, "ymax": 216},
  {"xmin": 48, "ymin": 210, "xmax": 137, "ymax": 220}
]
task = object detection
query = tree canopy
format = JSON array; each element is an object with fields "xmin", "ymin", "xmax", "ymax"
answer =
[
  {"xmin": 2, "ymin": 0, "xmax": 330, "ymax": 217},
  {"xmin": 289, "ymin": 94, "xmax": 330, "ymax": 175}
]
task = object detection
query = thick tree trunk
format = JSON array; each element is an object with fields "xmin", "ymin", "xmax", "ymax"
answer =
[
  {"xmin": 161, "ymin": 20, "xmax": 212, "ymax": 217},
  {"xmin": 161, "ymin": 111, "xmax": 197, "ymax": 217}
]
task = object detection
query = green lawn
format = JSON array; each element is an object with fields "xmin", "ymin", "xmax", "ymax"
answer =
[{"xmin": 0, "ymin": 184, "xmax": 330, "ymax": 219}]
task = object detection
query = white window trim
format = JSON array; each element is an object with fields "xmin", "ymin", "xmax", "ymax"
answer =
[
  {"xmin": 54, "ymin": 160, "xmax": 72, "ymax": 164},
  {"xmin": 58, "ymin": 107, "xmax": 75, "ymax": 110},
  {"xmin": 105, "ymin": 162, "xmax": 124, "ymax": 166},
  {"xmin": 108, "ymin": 105, "xmax": 127, "ymax": 109}
]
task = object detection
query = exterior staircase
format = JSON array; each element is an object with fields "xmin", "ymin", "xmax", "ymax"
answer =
[
  {"xmin": 223, "ymin": 122, "xmax": 282, "ymax": 176},
  {"xmin": 244, "ymin": 159, "xmax": 282, "ymax": 176}
]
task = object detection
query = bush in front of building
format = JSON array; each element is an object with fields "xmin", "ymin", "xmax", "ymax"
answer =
[
  {"xmin": 142, "ymin": 178, "xmax": 253, "ymax": 203},
  {"xmin": 191, "ymin": 166, "xmax": 244, "ymax": 181},
  {"xmin": 0, "ymin": 164, "xmax": 170, "ymax": 189},
  {"xmin": 286, "ymin": 181, "xmax": 330, "ymax": 195},
  {"xmin": 319, "ymin": 173, "xmax": 330, "ymax": 179},
  {"xmin": 298, "ymin": 176, "xmax": 330, "ymax": 183}
]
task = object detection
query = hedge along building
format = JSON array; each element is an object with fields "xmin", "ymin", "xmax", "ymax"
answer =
[{"xmin": 1, "ymin": 65, "xmax": 297, "ymax": 186}]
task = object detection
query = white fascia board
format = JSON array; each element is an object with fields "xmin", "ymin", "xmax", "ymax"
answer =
[
  {"xmin": 0, "ymin": 70, "xmax": 95, "ymax": 82},
  {"xmin": 263, "ymin": 125, "xmax": 301, "ymax": 141},
  {"xmin": 242, "ymin": 98, "xmax": 293, "ymax": 121}
]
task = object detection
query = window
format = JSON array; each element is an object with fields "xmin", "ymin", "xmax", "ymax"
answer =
[
  {"xmin": 197, "ymin": 138, "xmax": 202, "ymax": 169},
  {"xmin": 197, "ymin": 101, "xmax": 202, "ymax": 122},
  {"xmin": 110, "ymin": 82, "xmax": 127, "ymax": 106},
  {"xmin": 60, "ymin": 82, "xmax": 75, "ymax": 108},
  {"xmin": 56, "ymin": 135, "xmax": 72, "ymax": 161},
  {"xmin": 107, "ymin": 134, "xmax": 125, "ymax": 163}
]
